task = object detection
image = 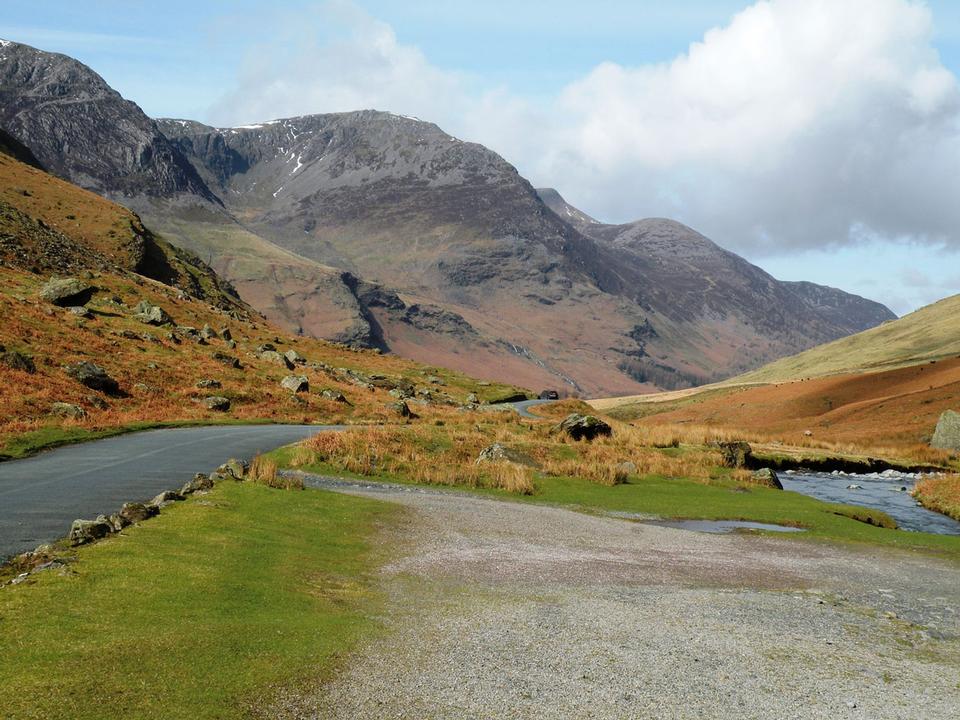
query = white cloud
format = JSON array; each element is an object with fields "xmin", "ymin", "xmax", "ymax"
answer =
[{"xmin": 209, "ymin": 0, "xmax": 960, "ymax": 305}]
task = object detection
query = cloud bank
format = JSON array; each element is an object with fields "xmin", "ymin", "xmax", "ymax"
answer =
[{"xmin": 210, "ymin": 0, "xmax": 960, "ymax": 304}]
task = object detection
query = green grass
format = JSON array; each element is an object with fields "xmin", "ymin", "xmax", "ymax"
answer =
[{"xmin": 0, "ymin": 482, "xmax": 398, "ymax": 719}]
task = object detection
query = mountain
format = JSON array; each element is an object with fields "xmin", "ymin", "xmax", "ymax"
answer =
[{"xmin": 0, "ymin": 39, "xmax": 897, "ymax": 395}]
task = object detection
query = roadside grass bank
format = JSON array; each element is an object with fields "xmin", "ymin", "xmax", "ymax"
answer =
[
  {"xmin": 913, "ymin": 474, "xmax": 960, "ymax": 521},
  {"xmin": 0, "ymin": 481, "xmax": 398, "ymax": 719}
]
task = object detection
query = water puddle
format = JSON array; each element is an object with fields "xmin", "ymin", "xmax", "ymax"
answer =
[
  {"xmin": 643, "ymin": 519, "xmax": 806, "ymax": 534},
  {"xmin": 781, "ymin": 470, "xmax": 960, "ymax": 536}
]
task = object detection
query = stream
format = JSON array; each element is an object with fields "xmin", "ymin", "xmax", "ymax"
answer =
[{"xmin": 780, "ymin": 470, "xmax": 960, "ymax": 536}]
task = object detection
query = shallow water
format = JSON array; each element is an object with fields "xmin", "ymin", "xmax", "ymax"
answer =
[
  {"xmin": 643, "ymin": 519, "xmax": 806, "ymax": 534},
  {"xmin": 781, "ymin": 470, "xmax": 960, "ymax": 536}
]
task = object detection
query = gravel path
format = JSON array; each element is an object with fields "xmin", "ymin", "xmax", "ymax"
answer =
[{"xmin": 275, "ymin": 474, "xmax": 960, "ymax": 719}]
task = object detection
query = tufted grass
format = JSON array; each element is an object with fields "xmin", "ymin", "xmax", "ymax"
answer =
[{"xmin": 0, "ymin": 481, "xmax": 398, "ymax": 719}]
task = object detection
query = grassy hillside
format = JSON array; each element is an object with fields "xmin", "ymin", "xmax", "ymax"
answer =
[
  {"xmin": 0, "ymin": 151, "xmax": 526, "ymax": 457},
  {"xmin": 735, "ymin": 293, "xmax": 960, "ymax": 383}
]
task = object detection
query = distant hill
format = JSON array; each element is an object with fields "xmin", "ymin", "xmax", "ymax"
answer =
[{"xmin": 0, "ymin": 38, "xmax": 897, "ymax": 395}]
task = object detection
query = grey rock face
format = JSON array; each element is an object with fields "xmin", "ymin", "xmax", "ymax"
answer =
[
  {"xmin": 931, "ymin": 410, "xmax": 960, "ymax": 451},
  {"xmin": 260, "ymin": 350, "xmax": 294, "ymax": 369},
  {"xmin": 557, "ymin": 414, "xmax": 613, "ymax": 442},
  {"xmin": 752, "ymin": 467, "xmax": 783, "ymax": 490},
  {"xmin": 39, "ymin": 277, "xmax": 94, "ymax": 306},
  {"xmin": 0, "ymin": 40, "xmax": 215, "ymax": 200},
  {"xmin": 65, "ymin": 361, "xmax": 119, "ymax": 395}
]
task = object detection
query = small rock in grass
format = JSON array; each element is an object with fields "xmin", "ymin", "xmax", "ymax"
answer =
[
  {"xmin": 40, "ymin": 277, "xmax": 95, "ymax": 307},
  {"xmin": 284, "ymin": 349, "xmax": 306, "ymax": 365},
  {"xmin": 389, "ymin": 400, "xmax": 413, "ymax": 418},
  {"xmin": 260, "ymin": 350, "xmax": 294, "ymax": 369},
  {"xmin": 202, "ymin": 396, "xmax": 231, "ymax": 412},
  {"xmin": 751, "ymin": 467, "xmax": 783, "ymax": 489},
  {"xmin": 196, "ymin": 379, "xmax": 222, "ymax": 389},
  {"xmin": 219, "ymin": 327, "xmax": 232, "ymax": 341},
  {"xmin": 67, "ymin": 305, "xmax": 91, "ymax": 318},
  {"xmin": 49, "ymin": 402, "xmax": 86, "ymax": 420},
  {"xmin": 556, "ymin": 414, "xmax": 612, "ymax": 442},
  {"xmin": 133, "ymin": 300, "xmax": 171, "ymax": 326},
  {"xmin": 65, "ymin": 361, "xmax": 120, "ymax": 395},
  {"xmin": 212, "ymin": 352, "xmax": 241, "ymax": 369},
  {"xmin": 180, "ymin": 473, "xmax": 214, "ymax": 495},
  {"xmin": 217, "ymin": 458, "xmax": 247, "ymax": 480},
  {"xmin": 200, "ymin": 324, "xmax": 217, "ymax": 340},
  {"xmin": 1, "ymin": 350, "xmax": 36, "ymax": 373},
  {"xmin": 118, "ymin": 502, "xmax": 157, "ymax": 524},
  {"xmin": 149, "ymin": 490, "xmax": 184, "ymax": 508},
  {"xmin": 68, "ymin": 517, "xmax": 114, "ymax": 545},
  {"xmin": 281, "ymin": 375, "xmax": 309, "ymax": 393},
  {"xmin": 320, "ymin": 389, "xmax": 349, "ymax": 403}
]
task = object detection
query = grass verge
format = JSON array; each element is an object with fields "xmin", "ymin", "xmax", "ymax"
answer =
[
  {"xmin": 0, "ymin": 481, "xmax": 398, "ymax": 719},
  {"xmin": 913, "ymin": 474, "xmax": 960, "ymax": 521}
]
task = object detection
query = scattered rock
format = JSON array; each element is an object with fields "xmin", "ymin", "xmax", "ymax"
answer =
[
  {"xmin": 256, "ymin": 343, "xmax": 276, "ymax": 354},
  {"xmin": 196, "ymin": 379, "xmax": 222, "ymax": 389},
  {"xmin": 65, "ymin": 361, "xmax": 120, "ymax": 395},
  {"xmin": 105, "ymin": 513, "xmax": 130, "ymax": 533},
  {"xmin": 390, "ymin": 400, "xmax": 413, "ymax": 418},
  {"xmin": 212, "ymin": 352, "xmax": 242, "ymax": 369},
  {"xmin": 66, "ymin": 305, "xmax": 91, "ymax": 318},
  {"xmin": 931, "ymin": 409, "xmax": 960, "ymax": 451},
  {"xmin": 217, "ymin": 458, "xmax": 247, "ymax": 480},
  {"xmin": 1, "ymin": 350, "xmax": 36, "ymax": 373},
  {"xmin": 220, "ymin": 328, "xmax": 232, "ymax": 341},
  {"xmin": 320, "ymin": 389, "xmax": 349, "ymax": 403},
  {"xmin": 717, "ymin": 440, "xmax": 753, "ymax": 468},
  {"xmin": 751, "ymin": 467, "xmax": 783, "ymax": 490},
  {"xmin": 202, "ymin": 396, "xmax": 231, "ymax": 412},
  {"xmin": 284, "ymin": 349, "xmax": 306, "ymax": 365},
  {"xmin": 133, "ymin": 382, "xmax": 162, "ymax": 395},
  {"xmin": 49, "ymin": 402, "xmax": 86, "ymax": 420},
  {"xmin": 199, "ymin": 324, "xmax": 217, "ymax": 340},
  {"xmin": 466, "ymin": 393, "xmax": 479, "ymax": 404},
  {"xmin": 118, "ymin": 502, "xmax": 157, "ymax": 524},
  {"xmin": 427, "ymin": 375, "xmax": 445, "ymax": 385},
  {"xmin": 149, "ymin": 490, "xmax": 184, "ymax": 508},
  {"xmin": 224, "ymin": 339, "xmax": 237, "ymax": 350},
  {"xmin": 280, "ymin": 375, "xmax": 309, "ymax": 393},
  {"xmin": 557, "ymin": 414, "xmax": 613, "ymax": 442},
  {"xmin": 86, "ymin": 394, "xmax": 109, "ymax": 410},
  {"xmin": 180, "ymin": 473, "xmax": 214, "ymax": 495},
  {"xmin": 68, "ymin": 517, "xmax": 113, "ymax": 546},
  {"xmin": 260, "ymin": 350, "xmax": 294, "ymax": 369},
  {"xmin": 476, "ymin": 443, "xmax": 541, "ymax": 468},
  {"xmin": 133, "ymin": 300, "xmax": 171, "ymax": 326},
  {"xmin": 39, "ymin": 277, "xmax": 94, "ymax": 306}
]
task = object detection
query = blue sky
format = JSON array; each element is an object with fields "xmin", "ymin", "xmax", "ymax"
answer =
[{"xmin": 4, "ymin": 0, "xmax": 960, "ymax": 315}]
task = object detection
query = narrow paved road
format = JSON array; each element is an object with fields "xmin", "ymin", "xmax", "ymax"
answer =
[{"xmin": 0, "ymin": 424, "xmax": 330, "ymax": 559}]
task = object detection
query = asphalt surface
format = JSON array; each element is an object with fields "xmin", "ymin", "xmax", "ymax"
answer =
[
  {"xmin": 508, "ymin": 398, "xmax": 556, "ymax": 418},
  {"xmin": 0, "ymin": 424, "xmax": 331, "ymax": 559}
]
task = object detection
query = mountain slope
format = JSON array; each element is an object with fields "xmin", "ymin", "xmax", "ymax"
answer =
[{"xmin": 0, "ymin": 39, "xmax": 897, "ymax": 395}]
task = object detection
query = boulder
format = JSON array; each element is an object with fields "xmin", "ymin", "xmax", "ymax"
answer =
[
  {"xmin": 86, "ymin": 394, "xmax": 109, "ymax": 410},
  {"xmin": 1, "ymin": 350, "xmax": 36, "ymax": 373},
  {"xmin": 212, "ymin": 352, "xmax": 242, "ymax": 369},
  {"xmin": 106, "ymin": 513, "xmax": 131, "ymax": 533},
  {"xmin": 149, "ymin": 490, "xmax": 184, "ymax": 508},
  {"xmin": 220, "ymin": 328, "xmax": 232, "ymax": 341},
  {"xmin": 69, "ymin": 517, "xmax": 113, "ymax": 545},
  {"xmin": 389, "ymin": 400, "xmax": 413, "ymax": 418},
  {"xmin": 281, "ymin": 375, "xmax": 309, "ymax": 393},
  {"xmin": 256, "ymin": 343, "xmax": 276, "ymax": 354},
  {"xmin": 49, "ymin": 402, "xmax": 86, "ymax": 420},
  {"xmin": 717, "ymin": 441, "xmax": 753, "ymax": 468},
  {"xmin": 557, "ymin": 414, "xmax": 613, "ymax": 442},
  {"xmin": 65, "ymin": 361, "xmax": 120, "ymax": 395},
  {"xmin": 133, "ymin": 300, "xmax": 171, "ymax": 326},
  {"xmin": 40, "ymin": 277, "xmax": 94, "ymax": 307},
  {"xmin": 320, "ymin": 389, "xmax": 349, "ymax": 403},
  {"xmin": 118, "ymin": 502, "xmax": 157, "ymax": 524},
  {"xmin": 260, "ymin": 350, "xmax": 295, "ymax": 369},
  {"xmin": 284, "ymin": 349, "xmax": 306, "ymax": 365},
  {"xmin": 199, "ymin": 324, "xmax": 217, "ymax": 340},
  {"xmin": 466, "ymin": 393, "xmax": 479, "ymax": 405},
  {"xmin": 180, "ymin": 473, "xmax": 214, "ymax": 495},
  {"xmin": 931, "ymin": 410, "xmax": 960, "ymax": 451},
  {"xmin": 751, "ymin": 467, "xmax": 783, "ymax": 490},
  {"xmin": 217, "ymin": 458, "xmax": 248, "ymax": 480},
  {"xmin": 67, "ymin": 305, "xmax": 91, "ymax": 318},
  {"xmin": 196, "ymin": 379, "xmax": 222, "ymax": 389},
  {"xmin": 202, "ymin": 396, "xmax": 231, "ymax": 412},
  {"xmin": 476, "ymin": 442, "xmax": 540, "ymax": 468}
]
